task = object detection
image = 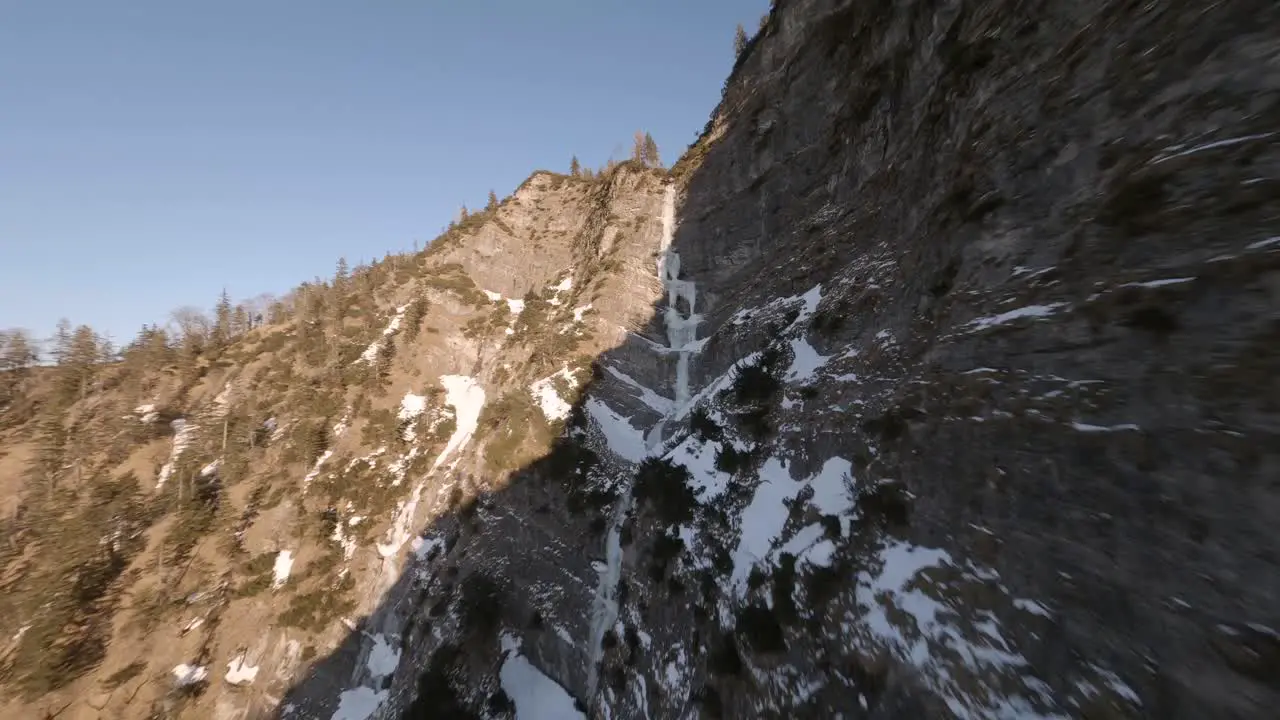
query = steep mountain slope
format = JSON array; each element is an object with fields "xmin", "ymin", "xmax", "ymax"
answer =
[
  {"xmin": 0, "ymin": 165, "xmax": 671, "ymax": 719},
  {"xmin": 289, "ymin": 1, "xmax": 1276, "ymax": 719},
  {"xmin": 3, "ymin": 0, "xmax": 1277, "ymax": 719}
]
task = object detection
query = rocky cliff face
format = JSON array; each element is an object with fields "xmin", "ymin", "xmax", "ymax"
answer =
[
  {"xmin": 3, "ymin": 0, "xmax": 1276, "ymax": 719},
  {"xmin": 287, "ymin": 0, "xmax": 1277, "ymax": 718}
]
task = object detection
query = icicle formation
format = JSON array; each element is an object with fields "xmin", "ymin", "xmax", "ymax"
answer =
[{"xmin": 657, "ymin": 184, "xmax": 699, "ymax": 406}]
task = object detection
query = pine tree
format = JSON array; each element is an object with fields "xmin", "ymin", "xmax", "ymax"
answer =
[
  {"xmin": 734, "ymin": 23, "xmax": 748, "ymax": 57},
  {"xmin": 64, "ymin": 324, "xmax": 101, "ymax": 401},
  {"xmin": 334, "ymin": 257, "xmax": 350, "ymax": 293},
  {"xmin": 460, "ymin": 205, "xmax": 470, "ymax": 222},
  {"xmin": 232, "ymin": 305, "xmax": 250, "ymax": 337},
  {"xmin": 487, "ymin": 190, "xmax": 499, "ymax": 211},
  {"xmin": 0, "ymin": 329, "xmax": 38, "ymax": 405},
  {"xmin": 642, "ymin": 133, "xmax": 661, "ymax": 167},
  {"xmin": 212, "ymin": 289, "xmax": 233, "ymax": 349},
  {"xmin": 51, "ymin": 318, "xmax": 73, "ymax": 366},
  {"xmin": 98, "ymin": 334, "xmax": 116, "ymax": 364},
  {"xmin": 570, "ymin": 156, "xmax": 581, "ymax": 176},
  {"xmin": 631, "ymin": 131, "xmax": 645, "ymax": 163}
]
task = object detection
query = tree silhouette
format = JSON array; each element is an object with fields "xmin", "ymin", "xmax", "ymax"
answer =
[
  {"xmin": 642, "ymin": 133, "xmax": 661, "ymax": 167},
  {"xmin": 734, "ymin": 23, "xmax": 748, "ymax": 57}
]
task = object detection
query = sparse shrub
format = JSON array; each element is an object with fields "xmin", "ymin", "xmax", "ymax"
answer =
[
  {"xmin": 735, "ymin": 602, "xmax": 787, "ymax": 653},
  {"xmin": 694, "ymin": 684, "xmax": 725, "ymax": 718},
  {"xmin": 710, "ymin": 544, "xmax": 733, "ymax": 575},
  {"xmin": 648, "ymin": 531, "xmax": 686, "ymax": 579},
  {"xmin": 772, "ymin": 553, "xmax": 798, "ymax": 624},
  {"xmin": 689, "ymin": 407, "xmax": 723, "ymax": 442},
  {"xmin": 406, "ymin": 644, "xmax": 481, "ymax": 719},
  {"xmin": 820, "ymin": 514, "xmax": 842, "ymax": 539},
  {"xmin": 487, "ymin": 689, "xmax": 515, "ymax": 715},
  {"xmin": 624, "ymin": 625, "xmax": 641, "ymax": 663},
  {"xmin": 803, "ymin": 562, "xmax": 844, "ymax": 608},
  {"xmin": 477, "ymin": 391, "xmax": 552, "ymax": 472},
  {"xmin": 101, "ymin": 660, "xmax": 147, "ymax": 690},
  {"xmin": 279, "ymin": 573, "xmax": 357, "ymax": 632},
  {"xmin": 723, "ymin": 345, "xmax": 788, "ymax": 440},
  {"xmin": 632, "ymin": 457, "xmax": 697, "ymax": 526},
  {"xmin": 708, "ymin": 633, "xmax": 744, "ymax": 677},
  {"xmin": 714, "ymin": 444, "xmax": 753, "ymax": 474},
  {"xmin": 421, "ymin": 265, "xmax": 489, "ymax": 306},
  {"xmin": 458, "ymin": 572, "xmax": 505, "ymax": 637},
  {"xmin": 730, "ymin": 346, "xmax": 784, "ymax": 405},
  {"xmin": 859, "ymin": 480, "xmax": 911, "ymax": 528}
]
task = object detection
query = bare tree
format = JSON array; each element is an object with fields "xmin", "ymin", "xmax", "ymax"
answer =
[
  {"xmin": 169, "ymin": 306, "xmax": 212, "ymax": 346},
  {"xmin": 244, "ymin": 293, "xmax": 277, "ymax": 329}
]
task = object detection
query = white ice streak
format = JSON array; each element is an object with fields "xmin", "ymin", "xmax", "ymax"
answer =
[
  {"xmin": 156, "ymin": 418, "xmax": 199, "ymax": 490},
  {"xmin": 378, "ymin": 375, "xmax": 485, "ymax": 561},
  {"xmin": 358, "ymin": 305, "xmax": 408, "ymax": 364},
  {"xmin": 964, "ymin": 303, "xmax": 1067, "ymax": 331},
  {"xmin": 272, "ymin": 550, "xmax": 293, "ymax": 588}
]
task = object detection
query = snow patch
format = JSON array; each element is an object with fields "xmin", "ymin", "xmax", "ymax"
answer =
[
  {"xmin": 585, "ymin": 399, "xmax": 647, "ymax": 463},
  {"xmin": 272, "ymin": 550, "xmax": 293, "ymax": 588},
  {"xmin": 171, "ymin": 663, "xmax": 208, "ymax": 687},
  {"xmin": 529, "ymin": 367, "xmax": 578, "ymax": 422},
  {"xmin": 500, "ymin": 634, "xmax": 587, "ymax": 720},
  {"xmin": 785, "ymin": 337, "xmax": 831, "ymax": 382},
  {"xmin": 366, "ymin": 634, "xmax": 401, "ymax": 679},
  {"xmin": 432, "ymin": 375, "xmax": 486, "ymax": 471},
  {"xmin": 225, "ymin": 654, "xmax": 259, "ymax": 686},
  {"xmin": 135, "ymin": 404, "xmax": 159, "ymax": 424},
  {"xmin": 604, "ymin": 365, "xmax": 673, "ymax": 414},
  {"xmin": 331, "ymin": 686, "xmax": 388, "ymax": 720},
  {"xmin": 731, "ymin": 457, "xmax": 855, "ymax": 592}
]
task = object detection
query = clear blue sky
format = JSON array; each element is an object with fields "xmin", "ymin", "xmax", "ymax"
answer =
[{"xmin": 0, "ymin": 0, "xmax": 766, "ymax": 346}]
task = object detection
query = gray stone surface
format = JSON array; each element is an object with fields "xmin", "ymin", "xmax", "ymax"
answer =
[{"xmin": 286, "ymin": 0, "xmax": 1280, "ymax": 718}]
